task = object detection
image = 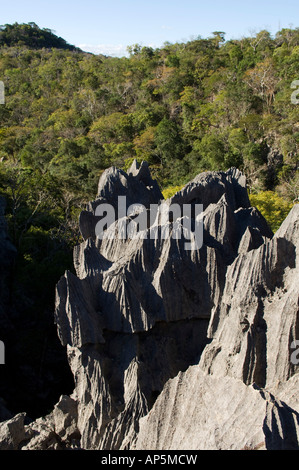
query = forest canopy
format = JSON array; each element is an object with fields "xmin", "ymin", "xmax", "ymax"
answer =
[{"xmin": 0, "ymin": 22, "xmax": 81, "ymax": 50}]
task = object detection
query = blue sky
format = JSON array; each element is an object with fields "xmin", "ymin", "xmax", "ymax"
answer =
[{"xmin": 1, "ymin": 0, "xmax": 298, "ymax": 56}]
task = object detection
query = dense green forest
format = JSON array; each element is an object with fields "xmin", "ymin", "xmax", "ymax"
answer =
[
  {"xmin": 0, "ymin": 22, "xmax": 81, "ymax": 50},
  {"xmin": 0, "ymin": 23, "xmax": 298, "ymax": 315}
]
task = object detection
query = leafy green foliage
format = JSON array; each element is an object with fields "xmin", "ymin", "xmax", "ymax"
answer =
[
  {"xmin": 0, "ymin": 161, "xmax": 83, "ymax": 322},
  {"xmin": 0, "ymin": 22, "xmax": 80, "ymax": 50},
  {"xmin": 249, "ymin": 191, "xmax": 294, "ymax": 232},
  {"xmin": 162, "ymin": 185, "xmax": 185, "ymax": 200}
]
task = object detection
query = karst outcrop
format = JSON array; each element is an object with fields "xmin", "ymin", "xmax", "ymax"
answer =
[{"xmin": 0, "ymin": 161, "xmax": 298, "ymax": 450}]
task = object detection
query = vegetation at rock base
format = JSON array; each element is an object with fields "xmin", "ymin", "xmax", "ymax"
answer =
[{"xmin": 249, "ymin": 190, "xmax": 294, "ymax": 232}]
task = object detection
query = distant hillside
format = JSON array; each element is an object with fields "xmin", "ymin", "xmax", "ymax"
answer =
[{"xmin": 0, "ymin": 22, "xmax": 81, "ymax": 51}]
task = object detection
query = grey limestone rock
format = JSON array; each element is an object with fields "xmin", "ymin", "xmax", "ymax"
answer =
[
  {"xmin": 134, "ymin": 368, "xmax": 299, "ymax": 450},
  {"xmin": 52, "ymin": 166, "xmax": 299, "ymax": 450},
  {"xmin": 200, "ymin": 205, "xmax": 299, "ymax": 391},
  {"xmin": 79, "ymin": 161, "xmax": 163, "ymax": 241},
  {"xmin": 20, "ymin": 396, "xmax": 80, "ymax": 450}
]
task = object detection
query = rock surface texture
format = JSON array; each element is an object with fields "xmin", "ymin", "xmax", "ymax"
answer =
[{"xmin": 0, "ymin": 161, "xmax": 298, "ymax": 450}]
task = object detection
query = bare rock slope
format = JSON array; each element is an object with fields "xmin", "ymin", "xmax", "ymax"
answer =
[{"xmin": 1, "ymin": 162, "xmax": 298, "ymax": 450}]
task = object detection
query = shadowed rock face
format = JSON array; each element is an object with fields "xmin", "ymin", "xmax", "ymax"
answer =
[
  {"xmin": 134, "ymin": 203, "xmax": 299, "ymax": 451},
  {"xmin": 1, "ymin": 162, "xmax": 298, "ymax": 450}
]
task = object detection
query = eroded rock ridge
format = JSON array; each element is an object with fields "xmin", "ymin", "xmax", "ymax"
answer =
[{"xmin": 1, "ymin": 161, "xmax": 298, "ymax": 450}]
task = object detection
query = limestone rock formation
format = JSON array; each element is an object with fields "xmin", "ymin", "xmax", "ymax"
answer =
[
  {"xmin": 134, "ymin": 370, "xmax": 299, "ymax": 450},
  {"xmin": 0, "ymin": 162, "xmax": 298, "ymax": 450}
]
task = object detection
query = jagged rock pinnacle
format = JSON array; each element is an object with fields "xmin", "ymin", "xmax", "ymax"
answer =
[{"xmin": 1, "ymin": 165, "xmax": 298, "ymax": 450}]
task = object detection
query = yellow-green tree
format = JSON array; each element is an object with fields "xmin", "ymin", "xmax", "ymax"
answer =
[{"xmin": 249, "ymin": 190, "xmax": 294, "ymax": 232}]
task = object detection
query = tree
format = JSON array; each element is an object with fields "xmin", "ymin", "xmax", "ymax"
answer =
[
  {"xmin": 248, "ymin": 30, "xmax": 272, "ymax": 53},
  {"xmin": 193, "ymin": 133, "xmax": 226, "ymax": 170},
  {"xmin": 249, "ymin": 190, "xmax": 294, "ymax": 232},
  {"xmin": 155, "ymin": 118, "xmax": 185, "ymax": 168},
  {"xmin": 244, "ymin": 58, "xmax": 280, "ymax": 111},
  {"xmin": 133, "ymin": 126, "xmax": 158, "ymax": 163},
  {"xmin": 88, "ymin": 112, "xmax": 134, "ymax": 144},
  {"xmin": 211, "ymin": 31, "xmax": 226, "ymax": 48},
  {"xmin": 0, "ymin": 22, "xmax": 80, "ymax": 50}
]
